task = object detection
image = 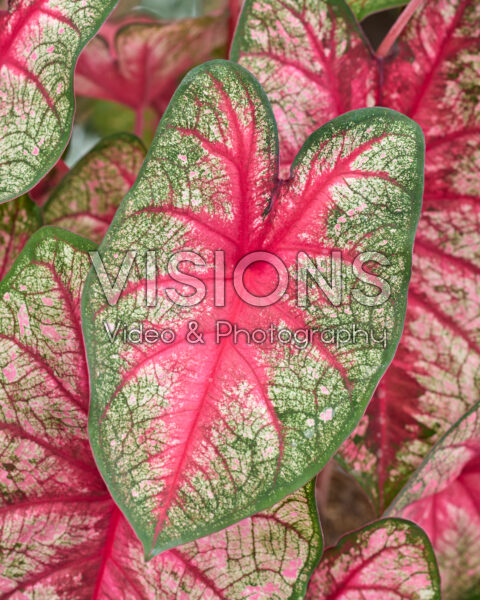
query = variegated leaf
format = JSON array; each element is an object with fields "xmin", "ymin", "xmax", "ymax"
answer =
[
  {"xmin": 388, "ymin": 401, "xmax": 480, "ymax": 599},
  {"xmin": 0, "ymin": 0, "xmax": 117, "ymax": 204},
  {"xmin": 94, "ymin": 482, "xmax": 322, "ymax": 600},
  {"xmin": 0, "ymin": 227, "xmax": 322, "ymax": 598},
  {"xmin": 231, "ymin": 0, "xmax": 376, "ymax": 174},
  {"xmin": 43, "ymin": 133, "xmax": 145, "ymax": 244},
  {"xmin": 75, "ymin": 13, "xmax": 228, "ymax": 128},
  {"xmin": 82, "ymin": 60, "xmax": 424, "ymax": 556},
  {"xmin": 0, "ymin": 194, "xmax": 41, "ymax": 280},
  {"xmin": 306, "ymin": 518, "xmax": 440, "ymax": 599},
  {"xmin": 233, "ymin": 0, "xmax": 480, "ymax": 511}
]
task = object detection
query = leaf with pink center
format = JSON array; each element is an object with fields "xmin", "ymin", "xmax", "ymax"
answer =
[
  {"xmin": 305, "ymin": 518, "xmax": 440, "ymax": 599},
  {"xmin": 82, "ymin": 59, "xmax": 424, "ymax": 556},
  {"xmin": 43, "ymin": 133, "xmax": 146, "ymax": 245},
  {"xmin": 0, "ymin": 0, "xmax": 118, "ymax": 204},
  {"xmin": 0, "ymin": 227, "xmax": 322, "ymax": 598},
  {"xmin": 74, "ymin": 13, "xmax": 228, "ymax": 122},
  {"xmin": 0, "ymin": 195, "xmax": 41, "ymax": 280},
  {"xmin": 233, "ymin": 0, "xmax": 480, "ymax": 511},
  {"xmin": 388, "ymin": 401, "xmax": 480, "ymax": 599}
]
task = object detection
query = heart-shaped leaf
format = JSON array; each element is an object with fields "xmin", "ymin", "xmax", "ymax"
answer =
[
  {"xmin": 0, "ymin": 0, "xmax": 118, "ymax": 204},
  {"xmin": 43, "ymin": 133, "xmax": 145, "ymax": 244},
  {"xmin": 82, "ymin": 59, "xmax": 424, "ymax": 556},
  {"xmin": 388, "ymin": 401, "xmax": 480, "ymax": 599},
  {"xmin": 305, "ymin": 518, "xmax": 440, "ymax": 599},
  {"xmin": 233, "ymin": 0, "xmax": 480, "ymax": 511},
  {"xmin": 75, "ymin": 13, "xmax": 228, "ymax": 124},
  {"xmin": 0, "ymin": 227, "xmax": 323, "ymax": 599},
  {"xmin": 0, "ymin": 195, "xmax": 41, "ymax": 280}
]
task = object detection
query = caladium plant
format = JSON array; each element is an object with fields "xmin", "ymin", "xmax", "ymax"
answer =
[
  {"xmin": 0, "ymin": 227, "xmax": 323, "ymax": 598},
  {"xmin": 82, "ymin": 59, "xmax": 424, "ymax": 556},
  {"xmin": 388, "ymin": 401, "xmax": 480, "ymax": 599},
  {"xmin": 305, "ymin": 518, "xmax": 440, "ymax": 599},
  {"xmin": 232, "ymin": 0, "xmax": 480, "ymax": 512},
  {"xmin": 43, "ymin": 133, "xmax": 146, "ymax": 244},
  {"xmin": 74, "ymin": 12, "xmax": 228, "ymax": 134},
  {"xmin": 0, "ymin": 0, "xmax": 476, "ymax": 596},
  {"xmin": 0, "ymin": 0, "xmax": 118, "ymax": 204}
]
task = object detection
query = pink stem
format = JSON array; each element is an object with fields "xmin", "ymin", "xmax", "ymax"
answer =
[
  {"xmin": 228, "ymin": 0, "xmax": 242, "ymax": 53},
  {"xmin": 56, "ymin": 158, "xmax": 69, "ymax": 173},
  {"xmin": 376, "ymin": 0, "xmax": 425, "ymax": 59}
]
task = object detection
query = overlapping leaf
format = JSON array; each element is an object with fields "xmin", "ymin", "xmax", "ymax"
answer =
[
  {"xmin": 231, "ymin": 0, "xmax": 377, "ymax": 173},
  {"xmin": 0, "ymin": 0, "xmax": 118, "ymax": 204},
  {"xmin": 233, "ymin": 0, "xmax": 480, "ymax": 511},
  {"xmin": 82, "ymin": 59, "xmax": 423, "ymax": 555},
  {"xmin": 0, "ymin": 195, "xmax": 41, "ymax": 280},
  {"xmin": 43, "ymin": 133, "xmax": 145, "ymax": 244},
  {"xmin": 75, "ymin": 12, "xmax": 228, "ymax": 124},
  {"xmin": 306, "ymin": 518, "xmax": 440, "ymax": 599},
  {"xmin": 0, "ymin": 227, "xmax": 322, "ymax": 599},
  {"xmin": 388, "ymin": 402, "xmax": 480, "ymax": 599}
]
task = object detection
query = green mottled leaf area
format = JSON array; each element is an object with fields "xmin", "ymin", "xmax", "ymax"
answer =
[
  {"xmin": 0, "ymin": 0, "xmax": 117, "ymax": 203},
  {"xmin": 43, "ymin": 133, "xmax": 146, "ymax": 244},
  {"xmin": 306, "ymin": 518, "xmax": 440, "ymax": 599},
  {"xmin": 83, "ymin": 60, "xmax": 424, "ymax": 556}
]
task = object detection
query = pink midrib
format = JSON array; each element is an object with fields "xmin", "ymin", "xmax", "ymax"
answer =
[{"xmin": 91, "ymin": 504, "xmax": 121, "ymax": 600}]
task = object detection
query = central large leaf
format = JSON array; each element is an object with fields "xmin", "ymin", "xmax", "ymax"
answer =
[{"xmin": 82, "ymin": 60, "xmax": 424, "ymax": 556}]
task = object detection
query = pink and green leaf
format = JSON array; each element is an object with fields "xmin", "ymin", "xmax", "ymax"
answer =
[
  {"xmin": 0, "ymin": 194, "xmax": 41, "ymax": 280},
  {"xmin": 74, "ymin": 13, "xmax": 228, "ymax": 124},
  {"xmin": 230, "ymin": 0, "xmax": 377, "ymax": 174},
  {"xmin": 94, "ymin": 482, "xmax": 322, "ymax": 600},
  {"xmin": 388, "ymin": 401, "xmax": 480, "ymax": 599},
  {"xmin": 0, "ymin": 0, "xmax": 118, "ymax": 204},
  {"xmin": 82, "ymin": 59, "xmax": 424, "ymax": 556},
  {"xmin": 233, "ymin": 0, "xmax": 480, "ymax": 511},
  {"xmin": 305, "ymin": 518, "xmax": 440, "ymax": 599},
  {"xmin": 43, "ymin": 133, "xmax": 145, "ymax": 245}
]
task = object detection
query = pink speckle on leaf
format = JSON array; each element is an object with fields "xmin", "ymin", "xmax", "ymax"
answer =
[
  {"xmin": 32, "ymin": 146, "xmax": 39, "ymax": 156},
  {"xmin": 3, "ymin": 363, "xmax": 17, "ymax": 383},
  {"xmin": 47, "ymin": 45, "xmax": 54, "ymax": 53},
  {"xmin": 17, "ymin": 303, "xmax": 30, "ymax": 336},
  {"xmin": 282, "ymin": 557, "xmax": 302, "ymax": 579},
  {"xmin": 320, "ymin": 408, "xmax": 334, "ymax": 422},
  {"xmin": 40, "ymin": 324, "xmax": 61, "ymax": 342}
]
